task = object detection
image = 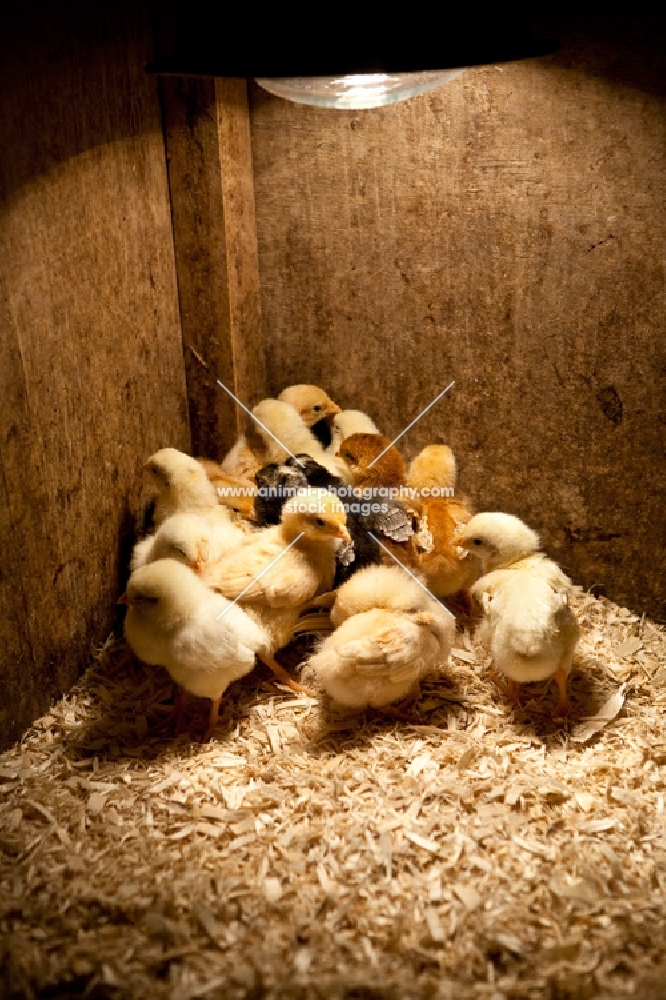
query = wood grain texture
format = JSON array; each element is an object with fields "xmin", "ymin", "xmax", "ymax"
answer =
[
  {"xmin": 162, "ymin": 76, "xmax": 265, "ymax": 459},
  {"xmin": 0, "ymin": 1, "xmax": 189, "ymax": 749},
  {"xmin": 248, "ymin": 11, "xmax": 666, "ymax": 618}
]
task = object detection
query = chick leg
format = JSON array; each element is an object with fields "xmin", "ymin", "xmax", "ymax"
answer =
[
  {"xmin": 202, "ymin": 696, "xmax": 222, "ymax": 743},
  {"xmin": 259, "ymin": 654, "xmax": 315, "ymax": 698},
  {"xmin": 551, "ymin": 663, "xmax": 574, "ymax": 718}
]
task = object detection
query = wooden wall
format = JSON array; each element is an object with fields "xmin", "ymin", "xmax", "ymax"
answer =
[
  {"xmin": 1, "ymin": 2, "xmax": 663, "ymax": 751},
  {"xmin": 0, "ymin": 2, "xmax": 189, "ymax": 749},
  {"xmin": 248, "ymin": 5, "xmax": 666, "ymax": 619}
]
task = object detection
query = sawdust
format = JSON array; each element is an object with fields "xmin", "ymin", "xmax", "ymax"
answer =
[{"xmin": 1, "ymin": 588, "xmax": 666, "ymax": 999}]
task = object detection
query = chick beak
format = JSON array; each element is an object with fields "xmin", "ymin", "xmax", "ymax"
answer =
[
  {"xmin": 141, "ymin": 462, "xmax": 150, "ymax": 473},
  {"xmin": 456, "ymin": 536, "xmax": 473, "ymax": 551},
  {"xmin": 117, "ymin": 593, "xmax": 129, "ymax": 605},
  {"xmin": 336, "ymin": 525, "xmax": 352, "ymax": 543},
  {"xmin": 194, "ymin": 554, "xmax": 205, "ymax": 575},
  {"xmin": 326, "ymin": 402, "xmax": 341, "ymax": 420}
]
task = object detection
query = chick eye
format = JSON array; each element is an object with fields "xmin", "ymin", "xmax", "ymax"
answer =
[
  {"xmin": 473, "ymin": 538, "xmax": 483, "ymax": 546},
  {"xmin": 232, "ymin": 506, "xmax": 240, "ymax": 513},
  {"xmin": 313, "ymin": 404, "xmax": 323, "ymax": 413},
  {"xmin": 316, "ymin": 517, "xmax": 326, "ymax": 527}
]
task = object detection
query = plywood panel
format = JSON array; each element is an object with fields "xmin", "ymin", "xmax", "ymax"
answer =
[
  {"xmin": 248, "ymin": 12, "xmax": 666, "ymax": 619},
  {"xmin": 161, "ymin": 76, "xmax": 266, "ymax": 459},
  {"xmin": 0, "ymin": 1, "xmax": 189, "ymax": 748}
]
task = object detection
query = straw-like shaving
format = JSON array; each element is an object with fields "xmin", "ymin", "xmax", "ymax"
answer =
[{"xmin": 1, "ymin": 587, "xmax": 665, "ymax": 999}]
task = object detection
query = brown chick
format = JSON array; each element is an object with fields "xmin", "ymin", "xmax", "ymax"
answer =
[
  {"xmin": 278, "ymin": 384, "xmax": 341, "ymax": 429},
  {"xmin": 338, "ymin": 436, "xmax": 478, "ymax": 609},
  {"xmin": 336, "ymin": 433, "xmax": 407, "ymax": 491},
  {"xmin": 406, "ymin": 446, "xmax": 479, "ymax": 605}
]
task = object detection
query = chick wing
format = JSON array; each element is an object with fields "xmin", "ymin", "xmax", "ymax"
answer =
[{"xmin": 204, "ymin": 532, "xmax": 321, "ymax": 608}]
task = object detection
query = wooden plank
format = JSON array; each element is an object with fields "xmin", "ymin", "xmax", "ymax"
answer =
[
  {"xmin": 162, "ymin": 76, "xmax": 265, "ymax": 459},
  {"xmin": 0, "ymin": 0, "xmax": 190, "ymax": 749},
  {"xmin": 247, "ymin": 8, "xmax": 666, "ymax": 619}
]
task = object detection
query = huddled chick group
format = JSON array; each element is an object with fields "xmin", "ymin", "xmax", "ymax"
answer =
[{"xmin": 119, "ymin": 384, "xmax": 581, "ymax": 739}]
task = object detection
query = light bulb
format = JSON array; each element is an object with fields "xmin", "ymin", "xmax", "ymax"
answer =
[{"xmin": 255, "ymin": 69, "xmax": 465, "ymax": 109}]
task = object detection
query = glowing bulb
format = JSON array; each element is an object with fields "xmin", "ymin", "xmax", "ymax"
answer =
[{"xmin": 256, "ymin": 69, "xmax": 465, "ymax": 109}]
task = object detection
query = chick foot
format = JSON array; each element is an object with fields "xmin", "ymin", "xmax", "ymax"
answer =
[
  {"xmin": 260, "ymin": 654, "xmax": 316, "ymax": 698},
  {"xmin": 551, "ymin": 665, "xmax": 574, "ymax": 718}
]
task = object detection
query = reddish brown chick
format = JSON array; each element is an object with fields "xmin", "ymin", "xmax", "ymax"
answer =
[{"xmin": 336, "ymin": 433, "xmax": 406, "ymax": 490}]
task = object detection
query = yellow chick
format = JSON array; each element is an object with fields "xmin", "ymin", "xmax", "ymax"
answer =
[
  {"xmin": 144, "ymin": 448, "xmax": 220, "ymax": 527},
  {"xmin": 197, "ymin": 459, "xmax": 257, "ymax": 524},
  {"xmin": 457, "ymin": 513, "xmax": 580, "ymax": 716},
  {"xmin": 203, "ymin": 489, "xmax": 351, "ymax": 692},
  {"xmin": 221, "ymin": 399, "xmax": 341, "ymax": 479},
  {"xmin": 407, "ymin": 445, "xmax": 457, "ymax": 493},
  {"xmin": 307, "ymin": 565, "xmax": 455, "ymax": 710},
  {"xmin": 277, "ymin": 384, "xmax": 341, "ymax": 429},
  {"xmin": 327, "ymin": 409, "xmax": 381, "ymax": 457},
  {"xmin": 144, "ymin": 512, "xmax": 248, "ymax": 571},
  {"xmin": 119, "ymin": 559, "xmax": 267, "ymax": 739}
]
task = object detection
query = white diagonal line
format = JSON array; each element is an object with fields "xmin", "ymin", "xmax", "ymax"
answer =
[
  {"xmin": 216, "ymin": 532, "xmax": 305, "ymax": 620},
  {"xmin": 366, "ymin": 381, "xmax": 455, "ymax": 469},
  {"xmin": 216, "ymin": 380, "xmax": 305, "ymax": 468},
  {"xmin": 367, "ymin": 532, "xmax": 455, "ymax": 621}
]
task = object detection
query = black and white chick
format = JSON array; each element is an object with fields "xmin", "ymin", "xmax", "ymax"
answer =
[{"xmin": 254, "ymin": 454, "xmax": 413, "ymax": 587}]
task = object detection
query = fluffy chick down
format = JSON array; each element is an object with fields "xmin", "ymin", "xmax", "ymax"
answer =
[
  {"xmin": 307, "ymin": 565, "xmax": 455, "ymax": 710},
  {"xmin": 122, "ymin": 559, "xmax": 267, "ymax": 705},
  {"xmin": 458, "ymin": 512, "xmax": 580, "ymax": 714}
]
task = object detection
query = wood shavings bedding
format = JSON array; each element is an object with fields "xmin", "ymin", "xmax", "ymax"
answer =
[{"xmin": 1, "ymin": 588, "xmax": 666, "ymax": 999}]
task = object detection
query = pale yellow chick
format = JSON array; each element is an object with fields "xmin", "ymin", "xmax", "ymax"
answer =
[
  {"xmin": 307, "ymin": 565, "xmax": 455, "ymax": 710},
  {"xmin": 203, "ymin": 489, "xmax": 351, "ymax": 692},
  {"xmin": 278, "ymin": 384, "xmax": 341, "ymax": 428},
  {"xmin": 221, "ymin": 399, "xmax": 341, "ymax": 479},
  {"xmin": 144, "ymin": 448, "xmax": 220, "ymax": 527},
  {"xmin": 327, "ymin": 409, "xmax": 381, "ymax": 457},
  {"xmin": 197, "ymin": 459, "xmax": 257, "ymax": 524},
  {"xmin": 457, "ymin": 513, "xmax": 580, "ymax": 716},
  {"xmin": 407, "ymin": 445, "xmax": 457, "ymax": 493},
  {"xmin": 146, "ymin": 512, "xmax": 248, "ymax": 571},
  {"xmin": 120, "ymin": 559, "xmax": 267, "ymax": 739}
]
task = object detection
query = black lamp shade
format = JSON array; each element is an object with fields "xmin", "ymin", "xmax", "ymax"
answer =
[{"xmin": 147, "ymin": 8, "xmax": 558, "ymax": 78}]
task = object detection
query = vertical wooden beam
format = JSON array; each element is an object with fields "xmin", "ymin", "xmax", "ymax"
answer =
[{"xmin": 162, "ymin": 76, "xmax": 266, "ymax": 459}]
